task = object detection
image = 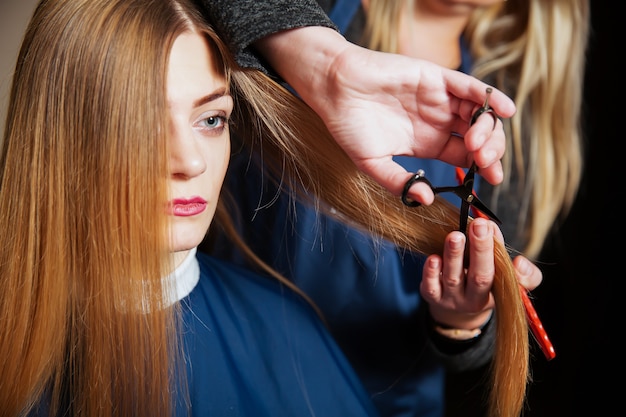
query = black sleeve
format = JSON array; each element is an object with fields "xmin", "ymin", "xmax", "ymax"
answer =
[
  {"xmin": 421, "ymin": 306, "xmax": 496, "ymax": 372},
  {"xmin": 196, "ymin": 0, "xmax": 338, "ymax": 72}
]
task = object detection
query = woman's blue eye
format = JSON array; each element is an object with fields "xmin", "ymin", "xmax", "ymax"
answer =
[
  {"xmin": 197, "ymin": 115, "xmax": 228, "ymax": 136},
  {"xmin": 202, "ymin": 116, "xmax": 222, "ymax": 128}
]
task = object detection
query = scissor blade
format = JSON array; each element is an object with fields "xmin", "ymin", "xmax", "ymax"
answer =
[
  {"xmin": 459, "ymin": 201, "xmax": 471, "ymax": 235},
  {"xmin": 462, "ymin": 163, "xmax": 478, "ymax": 189},
  {"xmin": 469, "ymin": 197, "xmax": 502, "ymax": 225}
]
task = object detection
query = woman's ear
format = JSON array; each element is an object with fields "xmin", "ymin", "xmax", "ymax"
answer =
[{"xmin": 361, "ymin": 0, "xmax": 369, "ymax": 13}]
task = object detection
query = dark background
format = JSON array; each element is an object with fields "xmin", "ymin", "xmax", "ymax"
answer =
[
  {"xmin": 1, "ymin": 1, "xmax": 616, "ymax": 415},
  {"xmin": 446, "ymin": 2, "xmax": 618, "ymax": 416}
]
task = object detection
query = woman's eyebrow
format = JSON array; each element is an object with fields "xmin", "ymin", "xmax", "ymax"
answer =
[{"xmin": 193, "ymin": 88, "xmax": 229, "ymax": 108}]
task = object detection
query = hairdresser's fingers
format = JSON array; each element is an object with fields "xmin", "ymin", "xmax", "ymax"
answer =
[
  {"xmin": 492, "ymin": 222, "xmax": 543, "ymax": 291},
  {"xmin": 384, "ymin": 166, "xmax": 436, "ymax": 205},
  {"xmin": 466, "ymin": 118, "xmax": 506, "ymax": 185},
  {"xmin": 421, "ymin": 254, "xmax": 445, "ymax": 306},
  {"xmin": 443, "ymin": 68, "xmax": 516, "ymax": 121},
  {"xmin": 465, "ymin": 218, "xmax": 496, "ymax": 310},
  {"xmin": 493, "ymin": 222, "xmax": 505, "ymax": 244},
  {"xmin": 513, "ymin": 255, "xmax": 542, "ymax": 291},
  {"xmin": 421, "ymin": 235, "xmax": 493, "ymax": 329},
  {"xmin": 438, "ymin": 231, "xmax": 467, "ymax": 302},
  {"xmin": 431, "ymin": 115, "xmax": 505, "ymax": 187}
]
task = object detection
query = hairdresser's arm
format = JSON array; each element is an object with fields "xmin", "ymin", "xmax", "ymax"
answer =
[
  {"xmin": 198, "ymin": 0, "xmax": 336, "ymax": 73},
  {"xmin": 255, "ymin": 27, "xmax": 515, "ymax": 203},
  {"xmin": 420, "ymin": 218, "xmax": 542, "ymax": 369},
  {"xmin": 198, "ymin": 0, "xmax": 516, "ymax": 204}
]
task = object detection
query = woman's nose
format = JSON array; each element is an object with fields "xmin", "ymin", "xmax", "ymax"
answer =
[{"xmin": 169, "ymin": 126, "xmax": 207, "ymax": 179}]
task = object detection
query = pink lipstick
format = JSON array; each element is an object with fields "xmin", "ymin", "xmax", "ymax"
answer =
[{"xmin": 168, "ymin": 197, "xmax": 207, "ymax": 217}]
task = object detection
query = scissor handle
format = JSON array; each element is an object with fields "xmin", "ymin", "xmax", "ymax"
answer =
[
  {"xmin": 470, "ymin": 87, "xmax": 498, "ymax": 130},
  {"xmin": 401, "ymin": 170, "xmax": 432, "ymax": 207}
]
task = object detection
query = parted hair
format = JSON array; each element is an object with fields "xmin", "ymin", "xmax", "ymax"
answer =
[{"xmin": 1, "ymin": 0, "xmax": 528, "ymax": 416}]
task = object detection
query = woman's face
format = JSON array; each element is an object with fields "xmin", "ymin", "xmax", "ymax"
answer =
[{"xmin": 166, "ymin": 31, "xmax": 233, "ymax": 263}]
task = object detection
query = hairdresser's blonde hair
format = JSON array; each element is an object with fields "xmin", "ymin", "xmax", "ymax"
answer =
[
  {"xmin": 363, "ymin": 0, "xmax": 589, "ymax": 259},
  {"xmin": 0, "ymin": 0, "xmax": 527, "ymax": 416}
]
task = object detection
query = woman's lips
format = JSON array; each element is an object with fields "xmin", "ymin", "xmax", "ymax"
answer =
[{"xmin": 168, "ymin": 197, "xmax": 207, "ymax": 217}]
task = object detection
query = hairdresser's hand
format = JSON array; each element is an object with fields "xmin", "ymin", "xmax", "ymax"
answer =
[
  {"xmin": 256, "ymin": 27, "xmax": 516, "ymax": 205},
  {"xmin": 420, "ymin": 218, "xmax": 542, "ymax": 330}
]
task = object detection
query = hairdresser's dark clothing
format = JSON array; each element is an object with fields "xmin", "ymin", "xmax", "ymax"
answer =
[
  {"xmin": 198, "ymin": 0, "xmax": 336, "ymax": 74},
  {"xmin": 175, "ymin": 250, "xmax": 381, "ymax": 417},
  {"xmin": 199, "ymin": 2, "xmax": 494, "ymax": 417}
]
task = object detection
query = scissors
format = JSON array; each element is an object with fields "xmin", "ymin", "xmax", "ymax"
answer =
[
  {"xmin": 401, "ymin": 88, "xmax": 501, "ymax": 230},
  {"xmin": 401, "ymin": 88, "xmax": 556, "ymax": 361}
]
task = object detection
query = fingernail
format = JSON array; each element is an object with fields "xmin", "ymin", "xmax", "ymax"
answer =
[
  {"xmin": 449, "ymin": 233, "xmax": 464, "ymax": 249},
  {"xmin": 517, "ymin": 257, "xmax": 531, "ymax": 276},
  {"xmin": 429, "ymin": 257, "xmax": 441, "ymax": 269},
  {"xmin": 473, "ymin": 220, "xmax": 488, "ymax": 237}
]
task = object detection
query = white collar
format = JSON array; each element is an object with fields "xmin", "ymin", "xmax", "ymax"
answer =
[{"xmin": 162, "ymin": 247, "xmax": 200, "ymax": 307}]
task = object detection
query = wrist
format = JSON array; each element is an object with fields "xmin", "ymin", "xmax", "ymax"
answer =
[
  {"xmin": 433, "ymin": 325, "xmax": 482, "ymax": 341},
  {"xmin": 429, "ymin": 308, "xmax": 493, "ymax": 331},
  {"xmin": 255, "ymin": 27, "xmax": 349, "ymax": 116},
  {"xmin": 431, "ymin": 310, "xmax": 494, "ymax": 341}
]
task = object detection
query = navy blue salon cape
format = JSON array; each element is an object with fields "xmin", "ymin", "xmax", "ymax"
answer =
[
  {"xmin": 28, "ymin": 250, "xmax": 379, "ymax": 417},
  {"xmin": 175, "ymin": 250, "xmax": 380, "ymax": 417}
]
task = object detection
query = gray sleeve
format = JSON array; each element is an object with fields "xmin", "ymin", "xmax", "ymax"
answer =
[{"xmin": 197, "ymin": 0, "xmax": 338, "ymax": 72}]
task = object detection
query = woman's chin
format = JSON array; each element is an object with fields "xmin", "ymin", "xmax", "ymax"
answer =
[
  {"xmin": 170, "ymin": 223, "xmax": 209, "ymax": 252},
  {"xmin": 170, "ymin": 236, "xmax": 204, "ymax": 253}
]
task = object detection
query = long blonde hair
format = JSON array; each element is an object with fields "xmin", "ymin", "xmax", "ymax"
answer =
[
  {"xmin": 0, "ymin": 0, "xmax": 223, "ymax": 415},
  {"xmin": 1, "ymin": 0, "xmax": 528, "ymax": 416},
  {"xmin": 363, "ymin": 0, "xmax": 589, "ymax": 258}
]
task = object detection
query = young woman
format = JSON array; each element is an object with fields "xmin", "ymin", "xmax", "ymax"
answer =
[{"xmin": 0, "ymin": 0, "xmax": 537, "ymax": 416}]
